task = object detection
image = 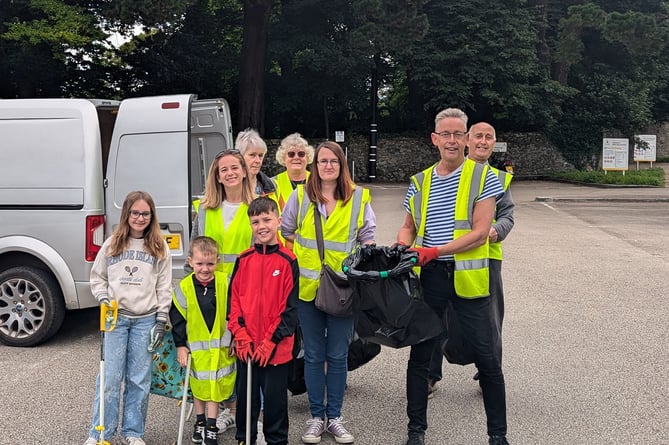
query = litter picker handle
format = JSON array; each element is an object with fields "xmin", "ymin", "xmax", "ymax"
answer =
[
  {"xmin": 246, "ymin": 359, "xmax": 252, "ymax": 445},
  {"xmin": 99, "ymin": 300, "xmax": 118, "ymax": 332},
  {"xmin": 176, "ymin": 354, "xmax": 192, "ymax": 445}
]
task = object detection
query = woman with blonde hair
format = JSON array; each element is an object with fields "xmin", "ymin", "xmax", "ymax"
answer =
[{"xmin": 273, "ymin": 132, "xmax": 314, "ymax": 211}]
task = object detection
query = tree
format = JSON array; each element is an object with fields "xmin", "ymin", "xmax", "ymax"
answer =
[
  {"xmin": 0, "ymin": 0, "xmax": 108, "ymax": 97},
  {"xmin": 238, "ymin": 0, "xmax": 274, "ymax": 132}
]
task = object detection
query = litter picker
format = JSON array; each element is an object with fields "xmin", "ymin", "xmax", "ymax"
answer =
[
  {"xmin": 174, "ymin": 353, "xmax": 192, "ymax": 445},
  {"xmin": 96, "ymin": 300, "xmax": 118, "ymax": 445}
]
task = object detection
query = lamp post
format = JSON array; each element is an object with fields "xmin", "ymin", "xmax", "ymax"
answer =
[{"xmin": 368, "ymin": 53, "xmax": 379, "ymax": 182}]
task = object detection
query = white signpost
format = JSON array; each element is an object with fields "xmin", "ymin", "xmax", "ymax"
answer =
[
  {"xmin": 602, "ymin": 138, "xmax": 629, "ymax": 175},
  {"xmin": 633, "ymin": 134, "xmax": 656, "ymax": 169},
  {"xmin": 493, "ymin": 142, "xmax": 507, "ymax": 153}
]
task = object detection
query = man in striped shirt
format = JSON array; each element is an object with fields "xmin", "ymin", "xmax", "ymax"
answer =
[{"xmin": 396, "ymin": 108, "xmax": 509, "ymax": 445}]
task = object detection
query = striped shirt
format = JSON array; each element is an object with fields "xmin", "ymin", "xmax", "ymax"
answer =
[{"xmin": 403, "ymin": 164, "xmax": 504, "ymax": 259}]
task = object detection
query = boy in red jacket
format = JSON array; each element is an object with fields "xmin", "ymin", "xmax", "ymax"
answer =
[{"xmin": 227, "ymin": 197, "xmax": 299, "ymax": 445}]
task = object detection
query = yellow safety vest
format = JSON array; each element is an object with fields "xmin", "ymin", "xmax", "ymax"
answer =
[
  {"xmin": 409, "ymin": 158, "xmax": 490, "ymax": 298},
  {"xmin": 292, "ymin": 185, "xmax": 370, "ymax": 302},
  {"xmin": 197, "ymin": 203, "xmax": 252, "ymax": 281},
  {"xmin": 489, "ymin": 167, "xmax": 513, "ymax": 261},
  {"xmin": 172, "ymin": 272, "xmax": 236, "ymax": 402},
  {"xmin": 273, "ymin": 171, "xmax": 311, "ymax": 211}
]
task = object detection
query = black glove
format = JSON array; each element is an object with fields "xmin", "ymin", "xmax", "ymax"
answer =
[{"xmin": 148, "ymin": 320, "xmax": 166, "ymax": 352}]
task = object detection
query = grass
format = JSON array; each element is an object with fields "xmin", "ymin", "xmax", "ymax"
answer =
[{"xmin": 550, "ymin": 167, "xmax": 665, "ymax": 186}]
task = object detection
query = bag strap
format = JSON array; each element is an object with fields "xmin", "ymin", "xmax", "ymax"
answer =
[{"xmin": 313, "ymin": 203, "xmax": 325, "ymax": 264}]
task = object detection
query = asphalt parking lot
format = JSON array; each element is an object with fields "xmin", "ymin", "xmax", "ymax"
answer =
[{"xmin": 0, "ymin": 180, "xmax": 667, "ymax": 445}]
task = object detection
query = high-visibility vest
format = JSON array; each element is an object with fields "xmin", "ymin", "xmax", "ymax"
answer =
[
  {"xmin": 292, "ymin": 185, "xmax": 370, "ymax": 302},
  {"xmin": 172, "ymin": 272, "xmax": 235, "ymax": 402},
  {"xmin": 489, "ymin": 167, "xmax": 513, "ymax": 261},
  {"xmin": 273, "ymin": 171, "xmax": 311, "ymax": 211},
  {"xmin": 409, "ymin": 158, "xmax": 490, "ymax": 298},
  {"xmin": 197, "ymin": 203, "xmax": 252, "ymax": 281}
]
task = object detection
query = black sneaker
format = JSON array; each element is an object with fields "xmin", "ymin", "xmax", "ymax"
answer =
[
  {"xmin": 406, "ymin": 431, "xmax": 425, "ymax": 445},
  {"xmin": 204, "ymin": 425, "xmax": 219, "ymax": 445},
  {"xmin": 489, "ymin": 435, "xmax": 509, "ymax": 445},
  {"xmin": 192, "ymin": 421, "xmax": 205, "ymax": 444}
]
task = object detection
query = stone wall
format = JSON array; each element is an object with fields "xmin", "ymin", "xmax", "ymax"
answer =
[{"xmin": 263, "ymin": 132, "xmax": 574, "ymax": 183}]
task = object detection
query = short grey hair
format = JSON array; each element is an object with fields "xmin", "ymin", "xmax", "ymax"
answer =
[
  {"xmin": 275, "ymin": 132, "xmax": 315, "ymax": 166},
  {"xmin": 434, "ymin": 108, "xmax": 468, "ymax": 130},
  {"xmin": 235, "ymin": 128, "xmax": 267, "ymax": 154}
]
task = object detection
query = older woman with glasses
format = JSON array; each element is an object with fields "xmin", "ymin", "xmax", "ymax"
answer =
[
  {"xmin": 281, "ymin": 141, "xmax": 376, "ymax": 445},
  {"xmin": 273, "ymin": 133, "xmax": 314, "ymax": 211},
  {"xmin": 235, "ymin": 128, "xmax": 277, "ymax": 199}
]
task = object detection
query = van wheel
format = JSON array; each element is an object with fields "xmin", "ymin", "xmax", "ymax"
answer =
[{"xmin": 0, "ymin": 266, "xmax": 66, "ymax": 347}]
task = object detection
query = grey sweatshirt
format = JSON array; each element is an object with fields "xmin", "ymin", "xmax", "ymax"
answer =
[{"xmin": 90, "ymin": 237, "xmax": 172, "ymax": 322}]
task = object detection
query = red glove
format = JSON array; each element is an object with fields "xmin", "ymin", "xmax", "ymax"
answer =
[
  {"xmin": 252, "ymin": 339, "xmax": 277, "ymax": 367},
  {"xmin": 234, "ymin": 329, "xmax": 254, "ymax": 363},
  {"xmin": 410, "ymin": 246, "xmax": 440, "ymax": 266}
]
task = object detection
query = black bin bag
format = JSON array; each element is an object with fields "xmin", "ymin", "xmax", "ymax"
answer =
[{"xmin": 342, "ymin": 245, "xmax": 442, "ymax": 348}]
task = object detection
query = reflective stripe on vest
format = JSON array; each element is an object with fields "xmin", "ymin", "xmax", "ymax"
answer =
[
  {"xmin": 172, "ymin": 272, "xmax": 235, "ymax": 401},
  {"xmin": 198, "ymin": 203, "xmax": 252, "ymax": 281},
  {"xmin": 409, "ymin": 159, "xmax": 490, "ymax": 298},
  {"xmin": 293, "ymin": 185, "xmax": 368, "ymax": 302},
  {"xmin": 274, "ymin": 171, "xmax": 310, "ymax": 211},
  {"xmin": 489, "ymin": 166, "xmax": 513, "ymax": 261}
]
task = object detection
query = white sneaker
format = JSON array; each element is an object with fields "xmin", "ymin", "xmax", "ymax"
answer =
[
  {"xmin": 216, "ymin": 408, "xmax": 236, "ymax": 433},
  {"xmin": 83, "ymin": 438, "xmax": 97, "ymax": 445},
  {"xmin": 125, "ymin": 437, "xmax": 147, "ymax": 445}
]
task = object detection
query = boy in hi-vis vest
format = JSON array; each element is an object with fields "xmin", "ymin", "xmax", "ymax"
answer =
[{"xmin": 170, "ymin": 236, "xmax": 236, "ymax": 445}]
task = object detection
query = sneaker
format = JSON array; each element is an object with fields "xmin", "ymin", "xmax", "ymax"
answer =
[
  {"xmin": 193, "ymin": 421, "xmax": 205, "ymax": 443},
  {"xmin": 406, "ymin": 431, "xmax": 425, "ymax": 445},
  {"xmin": 125, "ymin": 438, "xmax": 146, "ymax": 445},
  {"xmin": 204, "ymin": 425, "xmax": 219, "ymax": 445},
  {"xmin": 326, "ymin": 417, "xmax": 354, "ymax": 444},
  {"xmin": 301, "ymin": 417, "xmax": 325, "ymax": 444},
  {"xmin": 427, "ymin": 379, "xmax": 438, "ymax": 399},
  {"xmin": 489, "ymin": 436, "xmax": 509, "ymax": 445},
  {"xmin": 83, "ymin": 438, "xmax": 97, "ymax": 445},
  {"xmin": 216, "ymin": 408, "xmax": 236, "ymax": 433}
]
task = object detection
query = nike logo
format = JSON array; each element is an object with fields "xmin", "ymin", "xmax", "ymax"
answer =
[{"xmin": 272, "ymin": 270, "xmax": 280, "ymax": 277}]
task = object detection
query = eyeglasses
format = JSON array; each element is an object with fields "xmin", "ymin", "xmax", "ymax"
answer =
[
  {"xmin": 287, "ymin": 151, "xmax": 306, "ymax": 158},
  {"xmin": 317, "ymin": 159, "xmax": 340, "ymax": 166},
  {"xmin": 435, "ymin": 131, "xmax": 466, "ymax": 140},
  {"xmin": 129, "ymin": 210, "xmax": 152, "ymax": 219}
]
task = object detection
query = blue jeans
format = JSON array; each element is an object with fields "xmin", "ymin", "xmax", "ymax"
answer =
[
  {"xmin": 298, "ymin": 300, "xmax": 353, "ymax": 420},
  {"xmin": 88, "ymin": 314, "xmax": 155, "ymax": 439}
]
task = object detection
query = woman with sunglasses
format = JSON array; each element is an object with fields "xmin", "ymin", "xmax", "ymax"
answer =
[
  {"xmin": 281, "ymin": 141, "xmax": 376, "ymax": 444},
  {"xmin": 236, "ymin": 128, "xmax": 277, "ymax": 199},
  {"xmin": 273, "ymin": 133, "xmax": 314, "ymax": 211}
]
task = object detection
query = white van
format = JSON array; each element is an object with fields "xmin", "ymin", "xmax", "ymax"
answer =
[{"xmin": 0, "ymin": 94, "xmax": 233, "ymax": 346}]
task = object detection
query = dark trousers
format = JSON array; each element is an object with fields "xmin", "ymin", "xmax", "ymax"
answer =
[
  {"xmin": 427, "ymin": 258, "xmax": 505, "ymax": 381},
  {"xmin": 235, "ymin": 360, "xmax": 289, "ymax": 445},
  {"xmin": 407, "ymin": 261, "xmax": 507, "ymax": 437}
]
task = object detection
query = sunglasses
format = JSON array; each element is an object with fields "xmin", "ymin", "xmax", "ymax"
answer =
[
  {"xmin": 215, "ymin": 149, "xmax": 241, "ymax": 158},
  {"xmin": 287, "ymin": 151, "xmax": 306, "ymax": 158}
]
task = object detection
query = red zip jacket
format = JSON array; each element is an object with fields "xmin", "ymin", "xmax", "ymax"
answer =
[{"xmin": 227, "ymin": 243, "xmax": 299, "ymax": 365}]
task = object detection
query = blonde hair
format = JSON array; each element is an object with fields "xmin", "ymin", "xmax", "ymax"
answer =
[
  {"xmin": 200, "ymin": 150, "xmax": 254, "ymax": 208},
  {"xmin": 275, "ymin": 133, "xmax": 315, "ymax": 166},
  {"xmin": 189, "ymin": 236, "xmax": 219, "ymax": 258}
]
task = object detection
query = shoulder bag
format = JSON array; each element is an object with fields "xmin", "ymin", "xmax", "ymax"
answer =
[{"xmin": 313, "ymin": 202, "xmax": 354, "ymax": 317}]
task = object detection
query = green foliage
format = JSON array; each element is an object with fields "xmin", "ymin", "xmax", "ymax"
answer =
[{"xmin": 550, "ymin": 167, "xmax": 665, "ymax": 186}]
